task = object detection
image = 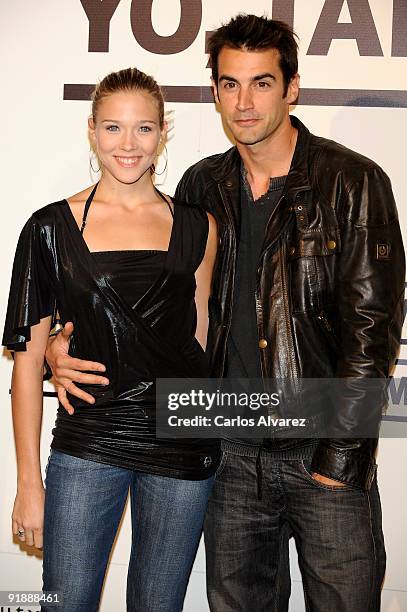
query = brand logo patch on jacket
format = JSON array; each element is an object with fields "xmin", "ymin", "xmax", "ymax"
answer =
[{"xmin": 376, "ymin": 243, "xmax": 391, "ymax": 260}]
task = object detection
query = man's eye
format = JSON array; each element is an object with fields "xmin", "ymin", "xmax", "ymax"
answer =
[
  {"xmin": 257, "ymin": 81, "xmax": 270, "ymax": 88},
  {"xmin": 106, "ymin": 125, "xmax": 119, "ymax": 132},
  {"xmin": 224, "ymin": 82, "xmax": 236, "ymax": 89}
]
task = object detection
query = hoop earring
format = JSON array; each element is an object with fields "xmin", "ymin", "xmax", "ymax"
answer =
[
  {"xmin": 89, "ymin": 150, "xmax": 100, "ymax": 174},
  {"xmin": 153, "ymin": 143, "xmax": 168, "ymax": 176}
]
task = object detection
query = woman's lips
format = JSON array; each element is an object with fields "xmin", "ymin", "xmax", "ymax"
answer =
[{"xmin": 114, "ymin": 156, "xmax": 141, "ymax": 168}]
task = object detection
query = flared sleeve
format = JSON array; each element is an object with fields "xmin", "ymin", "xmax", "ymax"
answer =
[{"xmin": 2, "ymin": 215, "xmax": 55, "ymax": 351}]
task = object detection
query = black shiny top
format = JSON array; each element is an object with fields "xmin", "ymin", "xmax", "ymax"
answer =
[
  {"xmin": 92, "ymin": 250, "xmax": 167, "ymax": 308},
  {"xmin": 3, "ymin": 188, "xmax": 220, "ymax": 479}
]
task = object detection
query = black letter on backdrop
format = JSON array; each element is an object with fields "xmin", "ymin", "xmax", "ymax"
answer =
[
  {"xmin": 131, "ymin": 0, "xmax": 202, "ymax": 54},
  {"xmin": 271, "ymin": 0, "xmax": 295, "ymax": 28},
  {"xmin": 80, "ymin": 0, "xmax": 121, "ymax": 52},
  {"xmin": 392, "ymin": 0, "xmax": 407, "ymax": 57},
  {"xmin": 388, "ymin": 378, "xmax": 407, "ymax": 406},
  {"xmin": 307, "ymin": 0, "xmax": 383, "ymax": 56},
  {"xmin": 205, "ymin": 30, "xmax": 213, "ymax": 68}
]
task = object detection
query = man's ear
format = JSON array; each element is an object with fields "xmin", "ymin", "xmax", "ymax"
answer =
[
  {"xmin": 211, "ymin": 77, "xmax": 220, "ymax": 104},
  {"xmin": 286, "ymin": 73, "xmax": 300, "ymax": 105}
]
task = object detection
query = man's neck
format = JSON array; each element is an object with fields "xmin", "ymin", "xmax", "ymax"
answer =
[{"xmin": 238, "ymin": 119, "xmax": 298, "ymax": 201}]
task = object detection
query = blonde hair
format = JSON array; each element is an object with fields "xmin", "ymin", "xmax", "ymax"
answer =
[{"xmin": 91, "ymin": 67, "xmax": 165, "ymax": 128}]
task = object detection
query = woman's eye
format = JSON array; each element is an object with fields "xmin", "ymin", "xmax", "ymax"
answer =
[
  {"xmin": 139, "ymin": 125, "xmax": 152, "ymax": 133},
  {"xmin": 106, "ymin": 125, "xmax": 119, "ymax": 132}
]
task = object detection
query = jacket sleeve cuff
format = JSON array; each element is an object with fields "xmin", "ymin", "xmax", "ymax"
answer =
[{"xmin": 311, "ymin": 442, "xmax": 377, "ymax": 490}]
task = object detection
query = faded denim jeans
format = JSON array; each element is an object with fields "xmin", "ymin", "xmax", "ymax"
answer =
[
  {"xmin": 42, "ymin": 450, "xmax": 214, "ymax": 612},
  {"xmin": 204, "ymin": 451, "xmax": 385, "ymax": 612}
]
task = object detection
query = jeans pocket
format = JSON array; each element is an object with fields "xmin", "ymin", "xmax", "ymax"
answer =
[
  {"xmin": 300, "ymin": 458, "xmax": 359, "ymax": 492},
  {"xmin": 214, "ymin": 452, "xmax": 229, "ymax": 479}
]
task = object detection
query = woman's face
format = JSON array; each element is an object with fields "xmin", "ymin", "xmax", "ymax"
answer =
[{"xmin": 89, "ymin": 90, "xmax": 165, "ymax": 185}]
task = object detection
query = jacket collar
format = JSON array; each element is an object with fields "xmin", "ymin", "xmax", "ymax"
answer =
[
  {"xmin": 284, "ymin": 115, "xmax": 312, "ymax": 199},
  {"xmin": 211, "ymin": 116, "xmax": 313, "ymax": 245},
  {"xmin": 212, "ymin": 146, "xmax": 241, "ymax": 185},
  {"xmin": 212, "ymin": 115, "xmax": 312, "ymax": 199}
]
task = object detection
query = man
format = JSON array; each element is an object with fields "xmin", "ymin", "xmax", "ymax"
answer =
[{"xmin": 48, "ymin": 14, "xmax": 404, "ymax": 612}]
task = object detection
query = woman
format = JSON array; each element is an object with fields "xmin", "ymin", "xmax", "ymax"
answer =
[{"xmin": 3, "ymin": 67, "xmax": 218, "ymax": 611}]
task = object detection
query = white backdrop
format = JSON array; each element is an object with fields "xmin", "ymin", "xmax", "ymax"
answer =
[{"xmin": 1, "ymin": 1, "xmax": 406, "ymax": 610}]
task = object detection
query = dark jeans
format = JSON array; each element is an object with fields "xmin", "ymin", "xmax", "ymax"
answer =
[
  {"xmin": 204, "ymin": 451, "xmax": 385, "ymax": 612},
  {"xmin": 42, "ymin": 450, "xmax": 214, "ymax": 612}
]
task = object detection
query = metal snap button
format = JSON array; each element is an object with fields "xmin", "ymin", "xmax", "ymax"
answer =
[
  {"xmin": 204, "ymin": 456, "xmax": 212, "ymax": 468},
  {"xmin": 327, "ymin": 240, "xmax": 336, "ymax": 250},
  {"xmin": 258, "ymin": 338, "xmax": 268, "ymax": 349}
]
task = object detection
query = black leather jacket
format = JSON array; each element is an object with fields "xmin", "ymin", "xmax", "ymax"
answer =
[{"xmin": 175, "ymin": 116, "xmax": 405, "ymax": 489}]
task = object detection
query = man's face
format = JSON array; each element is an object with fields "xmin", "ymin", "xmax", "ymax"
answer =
[{"xmin": 213, "ymin": 47, "xmax": 299, "ymax": 147}]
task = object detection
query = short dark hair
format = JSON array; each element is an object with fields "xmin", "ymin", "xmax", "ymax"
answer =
[{"xmin": 208, "ymin": 14, "xmax": 298, "ymax": 96}]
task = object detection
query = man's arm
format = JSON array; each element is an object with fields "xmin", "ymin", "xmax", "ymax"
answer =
[
  {"xmin": 311, "ymin": 164, "xmax": 405, "ymax": 489},
  {"xmin": 45, "ymin": 322, "xmax": 109, "ymax": 414}
]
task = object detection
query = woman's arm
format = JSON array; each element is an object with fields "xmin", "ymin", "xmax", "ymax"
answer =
[
  {"xmin": 194, "ymin": 213, "xmax": 217, "ymax": 350},
  {"xmin": 11, "ymin": 315, "xmax": 52, "ymax": 549}
]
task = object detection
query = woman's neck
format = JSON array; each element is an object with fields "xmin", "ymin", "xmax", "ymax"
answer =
[{"xmin": 96, "ymin": 171, "xmax": 159, "ymax": 210}]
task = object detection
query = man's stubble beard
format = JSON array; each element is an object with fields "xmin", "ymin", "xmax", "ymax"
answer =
[{"xmin": 233, "ymin": 129, "xmax": 272, "ymax": 147}]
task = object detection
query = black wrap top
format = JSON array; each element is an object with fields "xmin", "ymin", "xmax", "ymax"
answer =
[{"xmin": 3, "ymin": 193, "xmax": 220, "ymax": 479}]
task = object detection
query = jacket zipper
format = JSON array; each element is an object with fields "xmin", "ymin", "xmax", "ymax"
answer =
[
  {"xmin": 258, "ymin": 193, "xmax": 286, "ymax": 262},
  {"xmin": 257, "ymin": 202, "xmax": 298, "ymax": 380},
  {"xmin": 280, "ymin": 240, "xmax": 299, "ymax": 379},
  {"xmin": 217, "ymin": 184, "xmax": 237, "ymax": 373},
  {"xmin": 316, "ymin": 310, "xmax": 339, "ymax": 349},
  {"xmin": 317, "ymin": 311, "xmax": 332, "ymax": 332}
]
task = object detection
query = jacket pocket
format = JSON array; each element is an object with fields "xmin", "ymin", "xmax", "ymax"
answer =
[
  {"xmin": 288, "ymin": 228, "xmax": 341, "ymax": 314},
  {"xmin": 287, "ymin": 227, "xmax": 341, "ymax": 260},
  {"xmin": 314, "ymin": 310, "xmax": 340, "ymax": 353}
]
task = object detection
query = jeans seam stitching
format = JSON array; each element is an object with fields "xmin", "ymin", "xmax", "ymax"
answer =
[
  {"xmin": 301, "ymin": 578, "xmax": 311, "ymax": 612},
  {"xmin": 273, "ymin": 465, "xmax": 288, "ymax": 612},
  {"xmin": 273, "ymin": 517, "xmax": 288, "ymax": 612},
  {"xmin": 366, "ymin": 490, "xmax": 377, "ymax": 611},
  {"xmin": 214, "ymin": 451, "xmax": 228, "ymax": 479}
]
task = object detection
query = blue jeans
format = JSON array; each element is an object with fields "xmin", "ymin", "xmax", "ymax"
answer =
[
  {"xmin": 42, "ymin": 450, "xmax": 214, "ymax": 612},
  {"xmin": 204, "ymin": 451, "xmax": 386, "ymax": 612}
]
